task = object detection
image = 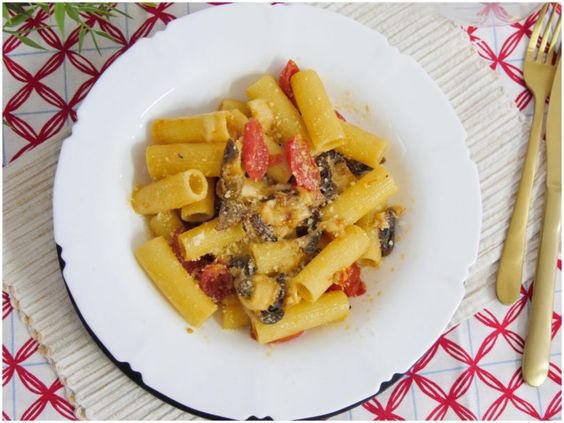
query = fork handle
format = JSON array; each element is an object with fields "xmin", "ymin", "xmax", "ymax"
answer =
[
  {"xmin": 496, "ymin": 98, "xmax": 545, "ymax": 305},
  {"xmin": 522, "ymin": 187, "xmax": 561, "ymax": 386}
]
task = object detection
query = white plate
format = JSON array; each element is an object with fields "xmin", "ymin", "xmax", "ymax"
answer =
[{"xmin": 53, "ymin": 4, "xmax": 481, "ymax": 420}]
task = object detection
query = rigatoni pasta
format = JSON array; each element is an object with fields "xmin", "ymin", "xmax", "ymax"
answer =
[
  {"xmin": 291, "ymin": 69, "xmax": 346, "ymax": 152},
  {"xmin": 132, "ymin": 169, "xmax": 208, "ymax": 215},
  {"xmin": 179, "ymin": 219, "xmax": 245, "ymax": 261},
  {"xmin": 336, "ymin": 121, "xmax": 387, "ymax": 168},
  {"xmin": 321, "ymin": 166, "xmax": 398, "ymax": 233},
  {"xmin": 152, "ymin": 111, "xmax": 231, "ymax": 144},
  {"xmin": 249, "ymin": 238, "xmax": 305, "ymax": 274},
  {"xmin": 149, "ymin": 210, "xmax": 184, "ymax": 243},
  {"xmin": 251, "ymin": 290, "xmax": 350, "ymax": 344},
  {"xmin": 180, "ymin": 178, "xmax": 216, "ymax": 222},
  {"xmin": 292, "ymin": 225, "xmax": 370, "ymax": 302},
  {"xmin": 356, "ymin": 211, "xmax": 383, "ymax": 267},
  {"xmin": 246, "ymin": 75, "xmax": 309, "ymax": 144},
  {"xmin": 227, "ymin": 109, "xmax": 248, "ymax": 138},
  {"xmin": 219, "ymin": 99, "xmax": 251, "ymax": 116},
  {"xmin": 135, "ymin": 236, "xmax": 217, "ymax": 327},
  {"xmin": 221, "ymin": 294, "xmax": 251, "ymax": 329},
  {"xmin": 146, "ymin": 143, "xmax": 226, "ymax": 179},
  {"xmin": 263, "ymin": 134, "xmax": 292, "ymax": 183},
  {"xmin": 248, "ymin": 98, "xmax": 275, "ymax": 132},
  {"xmin": 131, "ymin": 59, "xmax": 404, "ymax": 343}
]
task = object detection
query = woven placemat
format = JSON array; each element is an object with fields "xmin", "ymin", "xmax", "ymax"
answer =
[{"xmin": 3, "ymin": 3, "xmax": 544, "ymax": 420}]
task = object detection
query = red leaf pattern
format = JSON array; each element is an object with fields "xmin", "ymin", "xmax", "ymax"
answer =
[
  {"xmin": 3, "ymin": 292, "xmax": 13, "ymax": 320},
  {"xmin": 544, "ymin": 392, "xmax": 562, "ymax": 420}
]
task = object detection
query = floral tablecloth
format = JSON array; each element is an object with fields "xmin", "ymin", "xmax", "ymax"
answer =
[{"xmin": 2, "ymin": 3, "xmax": 561, "ymax": 420}]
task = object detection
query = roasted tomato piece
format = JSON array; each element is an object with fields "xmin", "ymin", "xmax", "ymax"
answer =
[
  {"xmin": 198, "ymin": 262, "xmax": 234, "ymax": 303},
  {"xmin": 342, "ymin": 263, "xmax": 366, "ymax": 297},
  {"xmin": 285, "ymin": 135, "xmax": 320, "ymax": 192},
  {"xmin": 278, "ymin": 59, "xmax": 300, "ymax": 106},
  {"xmin": 242, "ymin": 119, "xmax": 269, "ymax": 181},
  {"xmin": 328, "ymin": 263, "xmax": 366, "ymax": 297}
]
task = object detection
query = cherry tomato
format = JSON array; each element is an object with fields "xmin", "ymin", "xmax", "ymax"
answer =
[
  {"xmin": 198, "ymin": 262, "xmax": 234, "ymax": 303},
  {"xmin": 342, "ymin": 263, "xmax": 366, "ymax": 296},
  {"xmin": 327, "ymin": 263, "xmax": 366, "ymax": 297},
  {"xmin": 242, "ymin": 119, "xmax": 269, "ymax": 181},
  {"xmin": 279, "ymin": 59, "xmax": 300, "ymax": 106},
  {"xmin": 285, "ymin": 135, "xmax": 320, "ymax": 191}
]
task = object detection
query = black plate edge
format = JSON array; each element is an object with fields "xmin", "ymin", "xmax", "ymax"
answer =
[{"xmin": 56, "ymin": 242, "xmax": 404, "ymax": 420}]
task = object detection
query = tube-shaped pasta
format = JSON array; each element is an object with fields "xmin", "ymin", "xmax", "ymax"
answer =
[
  {"xmin": 132, "ymin": 170, "xmax": 208, "ymax": 215},
  {"xmin": 135, "ymin": 236, "xmax": 217, "ymax": 327},
  {"xmin": 152, "ymin": 111, "xmax": 231, "ymax": 144},
  {"xmin": 336, "ymin": 122, "xmax": 387, "ymax": 168},
  {"xmin": 246, "ymin": 75, "xmax": 309, "ymax": 144},
  {"xmin": 221, "ymin": 295, "xmax": 250, "ymax": 329},
  {"xmin": 179, "ymin": 219, "xmax": 245, "ymax": 261},
  {"xmin": 263, "ymin": 135, "xmax": 292, "ymax": 183},
  {"xmin": 291, "ymin": 70, "xmax": 345, "ymax": 152},
  {"xmin": 149, "ymin": 210, "xmax": 184, "ymax": 243},
  {"xmin": 180, "ymin": 178, "xmax": 216, "ymax": 222},
  {"xmin": 249, "ymin": 239, "xmax": 304, "ymax": 274},
  {"xmin": 227, "ymin": 109, "xmax": 248, "ymax": 139},
  {"xmin": 217, "ymin": 100, "xmax": 250, "ymax": 138},
  {"xmin": 251, "ymin": 290, "xmax": 349, "ymax": 344},
  {"xmin": 356, "ymin": 211, "xmax": 383, "ymax": 267},
  {"xmin": 293, "ymin": 225, "xmax": 369, "ymax": 302},
  {"xmin": 322, "ymin": 166, "xmax": 398, "ymax": 233},
  {"xmin": 248, "ymin": 98, "xmax": 274, "ymax": 131},
  {"xmin": 219, "ymin": 99, "xmax": 251, "ymax": 116},
  {"xmin": 146, "ymin": 143, "xmax": 226, "ymax": 179}
]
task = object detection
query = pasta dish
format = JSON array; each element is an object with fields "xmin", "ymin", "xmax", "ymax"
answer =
[{"xmin": 131, "ymin": 60, "xmax": 403, "ymax": 344}]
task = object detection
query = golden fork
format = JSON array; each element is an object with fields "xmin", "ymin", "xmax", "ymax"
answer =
[
  {"xmin": 496, "ymin": 3, "xmax": 561, "ymax": 305},
  {"xmin": 522, "ymin": 58, "xmax": 561, "ymax": 387}
]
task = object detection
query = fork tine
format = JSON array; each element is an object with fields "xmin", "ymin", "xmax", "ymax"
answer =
[
  {"xmin": 548, "ymin": 13, "xmax": 562, "ymax": 64},
  {"xmin": 538, "ymin": 4, "xmax": 557, "ymax": 62},
  {"xmin": 528, "ymin": 3, "xmax": 549, "ymax": 61}
]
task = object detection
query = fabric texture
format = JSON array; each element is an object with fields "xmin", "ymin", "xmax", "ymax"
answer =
[{"xmin": 2, "ymin": 3, "xmax": 551, "ymax": 420}]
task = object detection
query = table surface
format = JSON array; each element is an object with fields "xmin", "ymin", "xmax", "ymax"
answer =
[{"xmin": 2, "ymin": 3, "xmax": 562, "ymax": 420}]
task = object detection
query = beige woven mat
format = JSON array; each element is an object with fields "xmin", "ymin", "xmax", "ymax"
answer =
[{"xmin": 3, "ymin": 3, "xmax": 544, "ymax": 420}]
